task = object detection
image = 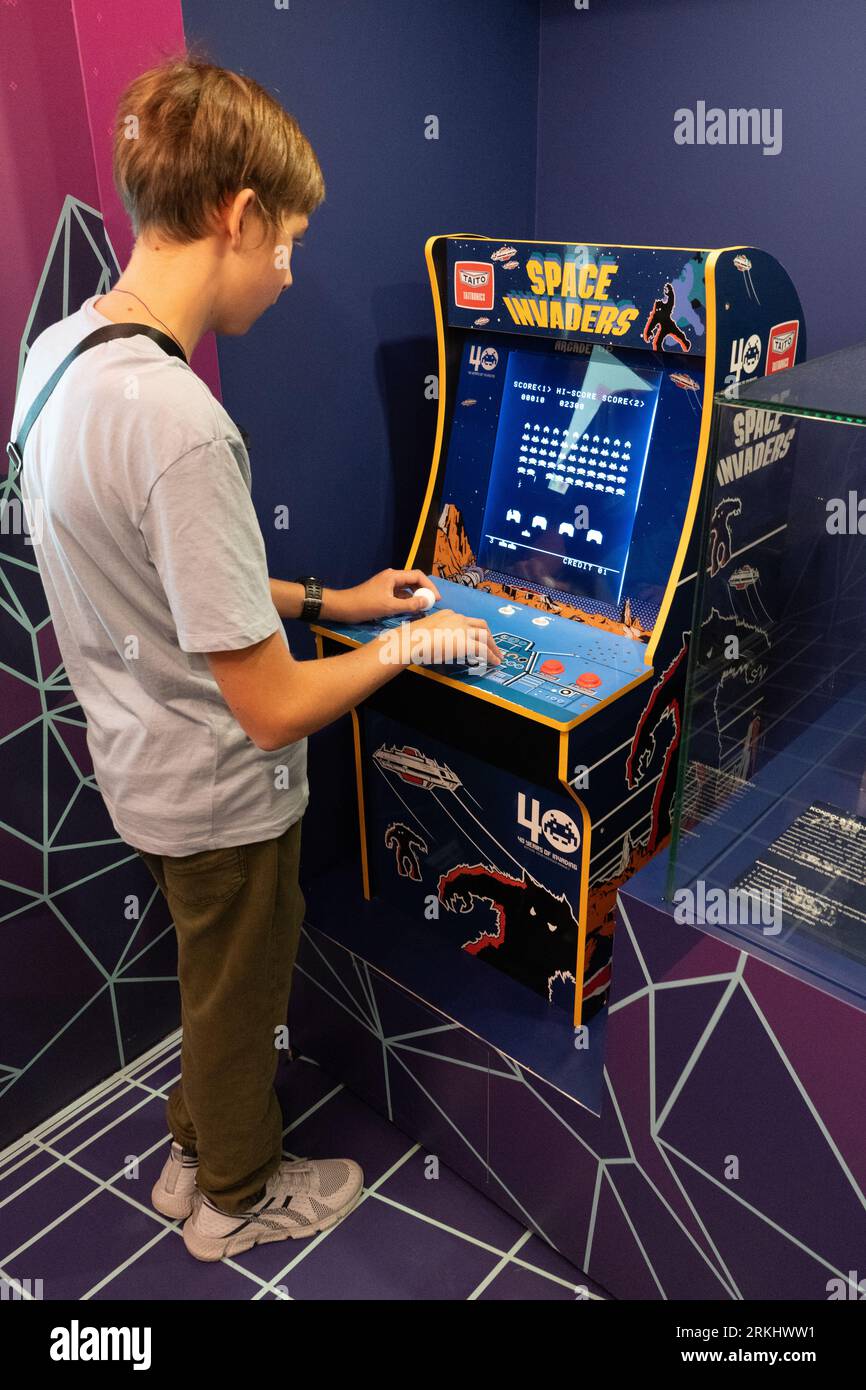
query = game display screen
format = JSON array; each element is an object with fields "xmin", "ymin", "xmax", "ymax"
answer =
[{"xmin": 477, "ymin": 347, "xmax": 663, "ymax": 606}]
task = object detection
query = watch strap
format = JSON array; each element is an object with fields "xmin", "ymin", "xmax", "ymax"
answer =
[{"xmin": 297, "ymin": 576, "xmax": 323, "ymax": 622}]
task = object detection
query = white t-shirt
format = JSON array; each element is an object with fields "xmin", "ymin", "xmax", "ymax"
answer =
[{"xmin": 9, "ymin": 296, "xmax": 308, "ymax": 855}]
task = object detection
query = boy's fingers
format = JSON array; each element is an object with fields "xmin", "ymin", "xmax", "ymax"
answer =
[
  {"xmin": 390, "ymin": 570, "xmax": 442, "ymax": 604},
  {"xmin": 466, "ymin": 617, "xmax": 502, "ymax": 658},
  {"xmin": 391, "ymin": 568, "xmax": 430, "ymax": 592}
]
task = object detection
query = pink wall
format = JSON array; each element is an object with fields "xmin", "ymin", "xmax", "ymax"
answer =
[
  {"xmin": 0, "ymin": 0, "xmax": 100, "ymax": 434},
  {"xmin": 72, "ymin": 0, "xmax": 187, "ymax": 268},
  {"xmin": 0, "ymin": 0, "xmax": 221, "ymax": 444},
  {"xmin": 72, "ymin": 0, "xmax": 222, "ymax": 395}
]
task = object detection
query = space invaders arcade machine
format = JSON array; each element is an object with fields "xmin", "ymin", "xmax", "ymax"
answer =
[{"xmin": 314, "ymin": 236, "xmax": 804, "ymax": 1027}]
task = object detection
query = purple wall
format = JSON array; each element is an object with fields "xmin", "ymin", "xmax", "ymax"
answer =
[{"xmin": 537, "ymin": 0, "xmax": 866, "ymax": 358}]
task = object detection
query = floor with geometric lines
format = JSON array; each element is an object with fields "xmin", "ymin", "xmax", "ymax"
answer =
[{"xmin": 0, "ymin": 1034, "xmax": 610, "ymax": 1301}]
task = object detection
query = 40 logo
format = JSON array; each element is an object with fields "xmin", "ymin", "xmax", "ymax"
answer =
[
  {"xmin": 468, "ymin": 343, "xmax": 499, "ymax": 373},
  {"xmin": 517, "ymin": 793, "xmax": 580, "ymax": 855}
]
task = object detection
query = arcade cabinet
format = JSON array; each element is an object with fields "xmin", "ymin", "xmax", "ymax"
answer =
[{"xmin": 313, "ymin": 236, "xmax": 804, "ymax": 1026}]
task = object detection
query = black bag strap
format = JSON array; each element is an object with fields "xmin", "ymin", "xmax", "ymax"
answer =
[{"xmin": 6, "ymin": 322, "xmax": 187, "ymax": 479}]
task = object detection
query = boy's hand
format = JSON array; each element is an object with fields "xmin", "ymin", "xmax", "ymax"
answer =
[
  {"xmin": 328, "ymin": 568, "xmax": 442, "ymax": 623},
  {"xmin": 407, "ymin": 608, "xmax": 503, "ymax": 669}
]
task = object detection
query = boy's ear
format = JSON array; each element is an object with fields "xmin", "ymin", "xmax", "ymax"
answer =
[
  {"xmin": 207, "ymin": 193, "xmax": 236, "ymax": 239},
  {"xmin": 220, "ymin": 188, "xmax": 257, "ymax": 243}
]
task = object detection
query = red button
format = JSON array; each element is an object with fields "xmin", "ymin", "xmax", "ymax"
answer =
[
  {"xmin": 540, "ymin": 659, "xmax": 565, "ymax": 675},
  {"xmin": 576, "ymin": 672, "xmax": 602, "ymax": 688}
]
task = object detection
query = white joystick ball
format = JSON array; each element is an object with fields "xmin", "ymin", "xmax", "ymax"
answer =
[{"xmin": 414, "ymin": 586, "xmax": 437, "ymax": 612}]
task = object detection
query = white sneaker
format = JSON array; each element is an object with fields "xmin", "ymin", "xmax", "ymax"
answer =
[{"xmin": 182, "ymin": 1157, "xmax": 364, "ymax": 1262}]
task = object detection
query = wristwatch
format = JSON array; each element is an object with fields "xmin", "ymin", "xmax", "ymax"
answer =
[{"xmin": 296, "ymin": 575, "xmax": 323, "ymax": 623}]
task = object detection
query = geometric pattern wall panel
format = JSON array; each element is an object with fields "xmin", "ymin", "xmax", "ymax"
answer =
[
  {"xmin": 291, "ymin": 861, "xmax": 866, "ymax": 1300},
  {"xmin": 14, "ymin": 196, "xmax": 120, "ymax": 387},
  {"xmin": 0, "ymin": 198, "xmax": 179, "ymax": 1148}
]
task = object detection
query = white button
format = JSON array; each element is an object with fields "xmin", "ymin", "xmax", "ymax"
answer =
[
  {"xmin": 532, "ymin": 617, "xmax": 551, "ymax": 627},
  {"xmin": 498, "ymin": 605, "xmax": 516, "ymax": 615}
]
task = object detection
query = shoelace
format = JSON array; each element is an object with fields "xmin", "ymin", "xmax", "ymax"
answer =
[{"xmin": 279, "ymin": 1160, "xmax": 315, "ymax": 1194}]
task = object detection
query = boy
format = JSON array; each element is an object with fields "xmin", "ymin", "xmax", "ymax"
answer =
[{"xmin": 10, "ymin": 56, "xmax": 500, "ymax": 1263}]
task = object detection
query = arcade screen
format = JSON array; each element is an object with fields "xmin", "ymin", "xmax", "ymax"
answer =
[{"xmin": 477, "ymin": 347, "xmax": 663, "ymax": 606}]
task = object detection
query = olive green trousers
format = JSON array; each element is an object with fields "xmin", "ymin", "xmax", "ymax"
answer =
[{"xmin": 133, "ymin": 817, "xmax": 305, "ymax": 1215}]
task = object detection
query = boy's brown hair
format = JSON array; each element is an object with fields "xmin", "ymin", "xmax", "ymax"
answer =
[{"xmin": 112, "ymin": 55, "xmax": 325, "ymax": 244}]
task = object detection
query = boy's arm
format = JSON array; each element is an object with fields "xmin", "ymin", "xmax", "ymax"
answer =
[
  {"xmin": 136, "ymin": 440, "xmax": 489, "ymax": 749},
  {"xmin": 268, "ymin": 578, "xmax": 340, "ymax": 621},
  {"xmin": 206, "ymin": 609, "xmax": 501, "ymax": 751},
  {"xmin": 269, "ymin": 569, "xmax": 442, "ymax": 624},
  {"xmin": 206, "ymin": 628, "xmax": 404, "ymax": 749}
]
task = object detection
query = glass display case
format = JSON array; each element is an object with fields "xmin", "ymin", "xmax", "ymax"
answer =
[{"xmin": 667, "ymin": 341, "xmax": 866, "ymax": 1004}]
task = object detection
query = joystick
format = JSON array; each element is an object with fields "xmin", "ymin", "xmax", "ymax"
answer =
[{"xmin": 413, "ymin": 586, "xmax": 437, "ymax": 611}]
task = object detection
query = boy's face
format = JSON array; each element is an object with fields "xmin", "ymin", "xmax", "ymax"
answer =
[{"xmin": 214, "ymin": 196, "xmax": 310, "ymax": 335}]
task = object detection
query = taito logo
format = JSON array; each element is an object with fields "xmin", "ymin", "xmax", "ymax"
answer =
[
  {"xmin": 454, "ymin": 261, "xmax": 494, "ymax": 311},
  {"xmin": 766, "ymin": 320, "xmax": 799, "ymax": 374}
]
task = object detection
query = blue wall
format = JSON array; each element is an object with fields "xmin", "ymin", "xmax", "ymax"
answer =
[
  {"xmin": 181, "ymin": 0, "xmax": 540, "ymax": 874},
  {"xmin": 537, "ymin": 0, "xmax": 866, "ymax": 359}
]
